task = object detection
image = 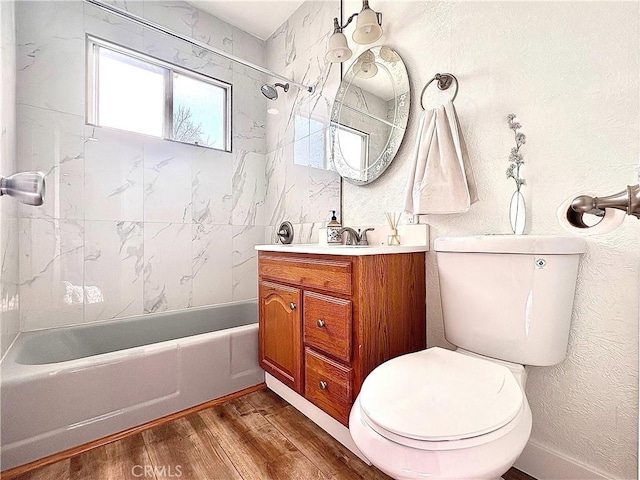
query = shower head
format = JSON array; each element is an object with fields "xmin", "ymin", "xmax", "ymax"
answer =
[
  {"xmin": 261, "ymin": 82, "xmax": 290, "ymax": 100},
  {"xmin": 0, "ymin": 171, "xmax": 46, "ymax": 206}
]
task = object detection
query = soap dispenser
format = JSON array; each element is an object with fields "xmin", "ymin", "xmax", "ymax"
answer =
[{"xmin": 327, "ymin": 210, "xmax": 342, "ymax": 244}]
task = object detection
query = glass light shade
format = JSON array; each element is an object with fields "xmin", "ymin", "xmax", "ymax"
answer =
[
  {"xmin": 326, "ymin": 31, "xmax": 353, "ymax": 63},
  {"xmin": 355, "ymin": 61, "xmax": 378, "ymax": 78},
  {"xmin": 358, "ymin": 50, "xmax": 376, "ymax": 64},
  {"xmin": 353, "ymin": 50, "xmax": 377, "ymax": 78},
  {"xmin": 352, "ymin": 7, "xmax": 383, "ymax": 44},
  {"xmin": 379, "ymin": 46, "xmax": 400, "ymax": 62}
]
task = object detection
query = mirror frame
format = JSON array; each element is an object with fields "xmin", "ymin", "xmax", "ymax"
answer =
[{"xmin": 329, "ymin": 46, "xmax": 410, "ymax": 185}]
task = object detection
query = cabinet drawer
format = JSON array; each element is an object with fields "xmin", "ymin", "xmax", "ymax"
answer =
[
  {"xmin": 259, "ymin": 253, "xmax": 352, "ymax": 296},
  {"xmin": 304, "ymin": 348, "xmax": 353, "ymax": 426},
  {"xmin": 303, "ymin": 292, "xmax": 351, "ymax": 362}
]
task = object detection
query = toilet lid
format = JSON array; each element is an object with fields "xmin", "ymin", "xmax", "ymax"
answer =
[{"xmin": 359, "ymin": 347, "xmax": 524, "ymax": 442}]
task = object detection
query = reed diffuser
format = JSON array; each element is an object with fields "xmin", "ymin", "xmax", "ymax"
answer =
[{"xmin": 385, "ymin": 212, "xmax": 401, "ymax": 245}]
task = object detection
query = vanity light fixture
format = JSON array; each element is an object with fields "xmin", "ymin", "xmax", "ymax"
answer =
[{"xmin": 325, "ymin": 0, "xmax": 383, "ymax": 64}]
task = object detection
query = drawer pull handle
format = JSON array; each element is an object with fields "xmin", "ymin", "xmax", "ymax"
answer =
[
  {"xmin": 317, "ymin": 319, "xmax": 326, "ymax": 328},
  {"xmin": 289, "ymin": 302, "xmax": 296, "ymax": 310},
  {"xmin": 319, "ymin": 381, "xmax": 328, "ymax": 390}
]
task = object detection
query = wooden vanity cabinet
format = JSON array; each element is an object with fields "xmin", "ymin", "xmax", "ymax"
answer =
[{"xmin": 258, "ymin": 250, "xmax": 426, "ymax": 426}]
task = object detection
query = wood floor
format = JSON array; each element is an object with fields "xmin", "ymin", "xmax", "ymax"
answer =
[{"xmin": 10, "ymin": 387, "xmax": 535, "ymax": 480}]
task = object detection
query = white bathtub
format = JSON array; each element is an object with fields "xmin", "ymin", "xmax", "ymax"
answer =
[{"xmin": 0, "ymin": 301, "xmax": 263, "ymax": 470}]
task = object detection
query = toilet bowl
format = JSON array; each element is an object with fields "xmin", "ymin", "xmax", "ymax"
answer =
[{"xmin": 349, "ymin": 347, "xmax": 533, "ymax": 480}]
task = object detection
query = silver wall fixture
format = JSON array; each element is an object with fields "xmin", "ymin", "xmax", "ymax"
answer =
[
  {"xmin": 567, "ymin": 184, "xmax": 640, "ymax": 227},
  {"xmin": 83, "ymin": 0, "xmax": 315, "ymax": 94},
  {"xmin": 261, "ymin": 83, "xmax": 290, "ymax": 100},
  {"xmin": 277, "ymin": 221, "xmax": 294, "ymax": 244},
  {"xmin": 0, "ymin": 171, "xmax": 46, "ymax": 206},
  {"xmin": 420, "ymin": 73, "xmax": 459, "ymax": 109}
]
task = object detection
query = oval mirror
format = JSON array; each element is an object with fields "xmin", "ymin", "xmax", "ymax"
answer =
[{"xmin": 329, "ymin": 46, "xmax": 410, "ymax": 185}]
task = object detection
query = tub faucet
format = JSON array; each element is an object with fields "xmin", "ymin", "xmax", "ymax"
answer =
[{"xmin": 339, "ymin": 227, "xmax": 375, "ymax": 246}]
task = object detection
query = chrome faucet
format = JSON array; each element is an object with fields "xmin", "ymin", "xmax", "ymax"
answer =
[
  {"xmin": 339, "ymin": 227, "xmax": 359, "ymax": 245},
  {"xmin": 339, "ymin": 227, "xmax": 375, "ymax": 246}
]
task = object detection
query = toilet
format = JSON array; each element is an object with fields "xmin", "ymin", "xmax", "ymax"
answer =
[{"xmin": 349, "ymin": 235, "xmax": 586, "ymax": 480}]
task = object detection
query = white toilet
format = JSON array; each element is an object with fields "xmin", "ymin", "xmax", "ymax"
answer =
[{"xmin": 349, "ymin": 235, "xmax": 586, "ymax": 480}]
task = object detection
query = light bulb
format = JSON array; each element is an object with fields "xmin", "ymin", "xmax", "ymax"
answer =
[{"xmin": 364, "ymin": 25, "xmax": 372, "ymax": 34}]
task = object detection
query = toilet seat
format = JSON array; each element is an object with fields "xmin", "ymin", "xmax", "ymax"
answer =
[
  {"xmin": 358, "ymin": 400, "xmax": 526, "ymax": 451},
  {"xmin": 359, "ymin": 348, "xmax": 524, "ymax": 448}
]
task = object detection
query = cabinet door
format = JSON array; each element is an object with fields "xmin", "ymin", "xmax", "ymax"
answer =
[{"xmin": 259, "ymin": 281, "xmax": 303, "ymax": 394}]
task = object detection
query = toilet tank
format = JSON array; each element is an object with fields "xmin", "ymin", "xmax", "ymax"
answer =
[{"xmin": 434, "ymin": 235, "xmax": 586, "ymax": 366}]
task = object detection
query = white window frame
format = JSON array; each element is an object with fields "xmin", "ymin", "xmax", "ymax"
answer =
[{"xmin": 86, "ymin": 35, "xmax": 232, "ymax": 152}]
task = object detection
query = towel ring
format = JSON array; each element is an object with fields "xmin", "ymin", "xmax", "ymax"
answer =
[{"xmin": 420, "ymin": 73, "xmax": 459, "ymax": 110}]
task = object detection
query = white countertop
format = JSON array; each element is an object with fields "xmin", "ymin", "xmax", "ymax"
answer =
[{"xmin": 255, "ymin": 243, "xmax": 428, "ymax": 255}]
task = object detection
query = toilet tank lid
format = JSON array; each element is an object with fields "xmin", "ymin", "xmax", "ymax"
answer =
[{"xmin": 434, "ymin": 235, "xmax": 586, "ymax": 254}]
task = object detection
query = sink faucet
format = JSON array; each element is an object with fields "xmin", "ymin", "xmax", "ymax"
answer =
[
  {"xmin": 339, "ymin": 227, "xmax": 375, "ymax": 246},
  {"xmin": 339, "ymin": 227, "xmax": 358, "ymax": 245}
]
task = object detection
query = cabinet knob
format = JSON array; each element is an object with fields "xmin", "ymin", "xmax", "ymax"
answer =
[
  {"xmin": 289, "ymin": 302, "xmax": 296, "ymax": 310},
  {"xmin": 319, "ymin": 381, "xmax": 327, "ymax": 390},
  {"xmin": 317, "ymin": 319, "xmax": 325, "ymax": 328}
]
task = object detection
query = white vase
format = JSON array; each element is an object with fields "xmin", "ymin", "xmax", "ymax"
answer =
[{"xmin": 510, "ymin": 190, "xmax": 526, "ymax": 235}]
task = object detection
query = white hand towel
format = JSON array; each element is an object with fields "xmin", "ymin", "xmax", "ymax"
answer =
[{"xmin": 404, "ymin": 100, "xmax": 478, "ymax": 214}]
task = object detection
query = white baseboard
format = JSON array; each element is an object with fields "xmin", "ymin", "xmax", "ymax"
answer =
[
  {"xmin": 515, "ymin": 438, "xmax": 610, "ymax": 480},
  {"xmin": 265, "ymin": 373, "xmax": 370, "ymax": 465}
]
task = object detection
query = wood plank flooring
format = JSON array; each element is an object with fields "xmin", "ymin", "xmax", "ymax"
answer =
[{"xmin": 10, "ymin": 387, "xmax": 535, "ymax": 480}]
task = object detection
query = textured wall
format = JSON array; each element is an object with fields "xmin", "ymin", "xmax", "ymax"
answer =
[
  {"xmin": 0, "ymin": 0, "xmax": 19, "ymax": 357},
  {"xmin": 15, "ymin": 1, "xmax": 270, "ymax": 329},
  {"xmin": 339, "ymin": 1, "xmax": 639, "ymax": 478}
]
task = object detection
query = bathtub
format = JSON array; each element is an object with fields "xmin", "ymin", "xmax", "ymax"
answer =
[{"xmin": 0, "ymin": 301, "xmax": 263, "ymax": 470}]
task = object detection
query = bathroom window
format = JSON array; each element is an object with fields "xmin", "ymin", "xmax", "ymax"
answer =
[
  {"xmin": 335, "ymin": 124, "xmax": 369, "ymax": 179},
  {"xmin": 86, "ymin": 36, "xmax": 231, "ymax": 151}
]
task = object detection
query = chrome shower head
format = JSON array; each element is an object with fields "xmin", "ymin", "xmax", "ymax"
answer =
[
  {"xmin": 0, "ymin": 171, "xmax": 46, "ymax": 206},
  {"xmin": 261, "ymin": 82, "xmax": 290, "ymax": 100}
]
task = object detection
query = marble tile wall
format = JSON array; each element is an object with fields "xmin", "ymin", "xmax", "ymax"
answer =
[
  {"xmin": 264, "ymin": 0, "xmax": 342, "ymax": 244},
  {"xmin": 15, "ymin": 0, "xmax": 270, "ymax": 330},
  {"xmin": 1, "ymin": 0, "xmax": 20, "ymax": 356}
]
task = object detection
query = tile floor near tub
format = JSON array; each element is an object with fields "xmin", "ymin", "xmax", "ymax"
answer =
[{"xmin": 13, "ymin": 388, "xmax": 535, "ymax": 480}]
